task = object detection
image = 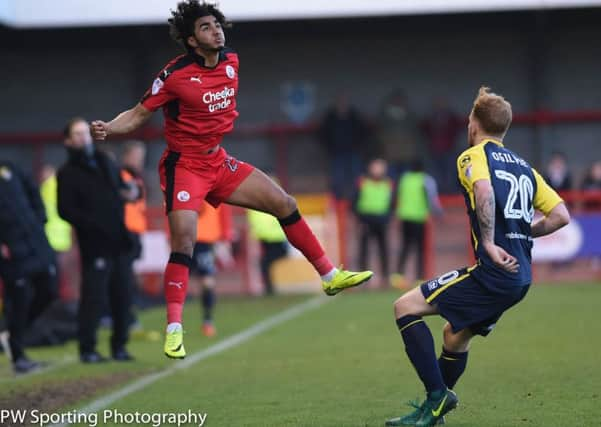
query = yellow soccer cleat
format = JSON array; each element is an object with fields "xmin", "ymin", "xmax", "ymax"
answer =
[
  {"xmin": 322, "ymin": 269, "xmax": 373, "ymax": 296},
  {"xmin": 164, "ymin": 328, "xmax": 186, "ymax": 359}
]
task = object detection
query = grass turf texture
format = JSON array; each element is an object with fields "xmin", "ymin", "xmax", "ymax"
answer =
[{"xmin": 1, "ymin": 285, "xmax": 599, "ymax": 426}]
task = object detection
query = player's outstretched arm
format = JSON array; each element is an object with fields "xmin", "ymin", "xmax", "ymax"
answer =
[
  {"xmin": 531, "ymin": 203, "xmax": 570, "ymax": 238},
  {"xmin": 473, "ymin": 179, "xmax": 520, "ymax": 273},
  {"xmin": 90, "ymin": 103, "xmax": 152, "ymax": 141}
]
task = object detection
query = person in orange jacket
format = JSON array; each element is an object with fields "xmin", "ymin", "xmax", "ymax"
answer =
[
  {"xmin": 193, "ymin": 200, "xmax": 234, "ymax": 337},
  {"xmin": 120, "ymin": 141, "xmax": 147, "ymax": 331},
  {"xmin": 120, "ymin": 141, "xmax": 148, "ymax": 254}
]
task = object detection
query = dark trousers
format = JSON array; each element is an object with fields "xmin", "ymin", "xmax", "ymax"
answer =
[
  {"xmin": 398, "ymin": 221, "xmax": 426, "ymax": 278},
  {"xmin": 79, "ymin": 254, "xmax": 131, "ymax": 355},
  {"xmin": 260, "ymin": 241, "xmax": 287, "ymax": 295},
  {"xmin": 127, "ymin": 232, "xmax": 142, "ymax": 326},
  {"xmin": 3, "ymin": 269, "xmax": 57, "ymax": 360},
  {"xmin": 358, "ymin": 221, "xmax": 389, "ymax": 277}
]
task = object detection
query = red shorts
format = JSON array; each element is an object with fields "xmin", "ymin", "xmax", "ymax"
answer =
[{"xmin": 158, "ymin": 147, "xmax": 254, "ymax": 213}]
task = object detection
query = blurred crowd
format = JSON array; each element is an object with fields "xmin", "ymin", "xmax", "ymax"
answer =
[
  {"xmin": 318, "ymin": 89, "xmax": 458, "ymax": 287},
  {"xmin": 318, "ymin": 89, "xmax": 601, "ymax": 286},
  {"xmin": 319, "ymin": 89, "xmax": 463, "ymax": 199}
]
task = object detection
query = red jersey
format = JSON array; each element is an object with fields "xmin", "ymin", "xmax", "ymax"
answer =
[{"xmin": 141, "ymin": 49, "xmax": 239, "ymax": 154}]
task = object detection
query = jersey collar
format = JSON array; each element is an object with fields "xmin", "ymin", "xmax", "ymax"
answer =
[
  {"xmin": 481, "ymin": 138, "xmax": 504, "ymax": 147},
  {"xmin": 189, "ymin": 49, "xmax": 227, "ymax": 69}
]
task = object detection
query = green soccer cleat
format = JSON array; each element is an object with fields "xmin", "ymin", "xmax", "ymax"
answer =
[
  {"xmin": 385, "ymin": 400, "xmax": 445, "ymax": 426},
  {"xmin": 164, "ymin": 328, "xmax": 186, "ymax": 359},
  {"xmin": 415, "ymin": 389, "xmax": 458, "ymax": 427},
  {"xmin": 322, "ymin": 269, "xmax": 373, "ymax": 296}
]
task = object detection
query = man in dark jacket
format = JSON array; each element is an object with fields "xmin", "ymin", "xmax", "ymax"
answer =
[
  {"xmin": 319, "ymin": 92, "xmax": 369, "ymax": 200},
  {"xmin": 57, "ymin": 117, "xmax": 135, "ymax": 363},
  {"xmin": 0, "ymin": 161, "xmax": 57, "ymax": 373}
]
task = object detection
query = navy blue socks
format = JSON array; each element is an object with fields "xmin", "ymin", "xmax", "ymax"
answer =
[
  {"xmin": 201, "ymin": 288, "xmax": 215, "ymax": 322},
  {"xmin": 396, "ymin": 315, "xmax": 446, "ymax": 396},
  {"xmin": 438, "ymin": 347, "xmax": 468, "ymax": 389}
]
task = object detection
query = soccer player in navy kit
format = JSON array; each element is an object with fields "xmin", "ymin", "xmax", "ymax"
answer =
[
  {"xmin": 385, "ymin": 87, "xmax": 571, "ymax": 426},
  {"xmin": 90, "ymin": 1, "xmax": 372, "ymax": 359}
]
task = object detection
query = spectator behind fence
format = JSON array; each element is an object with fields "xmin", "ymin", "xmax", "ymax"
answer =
[
  {"xmin": 392, "ymin": 160, "xmax": 443, "ymax": 288},
  {"xmin": 120, "ymin": 141, "xmax": 148, "ymax": 330},
  {"xmin": 192, "ymin": 202, "xmax": 234, "ymax": 337},
  {"xmin": 544, "ymin": 151, "xmax": 572, "ymax": 191},
  {"xmin": 318, "ymin": 92, "xmax": 369, "ymax": 200},
  {"xmin": 353, "ymin": 158, "xmax": 393, "ymax": 284},
  {"xmin": 422, "ymin": 98, "xmax": 463, "ymax": 193},
  {"xmin": 0, "ymin": 161, "xmax": 58, "ymax": 373},
  {"xmin": 376, "ymin": 89, "xmax": 421, "ymax": 178},
  {"xmin": 247, "ymin": 208, "xmax": 288, "ymax": 296},
  {"xmin": 581, "ymin": 161, "xmax": 601, "ymax": 209},
  {"xmin": 57, "ymin": 117, "xmax": 135, "ymax": 364},
  {"xmin": 581, "ymin": 161, "xmax": 601, "ymax": 191}
]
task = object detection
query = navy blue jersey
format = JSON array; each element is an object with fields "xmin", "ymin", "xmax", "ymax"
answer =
[{"xmin": 457, "ymin": 139, "xmax": 563, "ymax": 293}]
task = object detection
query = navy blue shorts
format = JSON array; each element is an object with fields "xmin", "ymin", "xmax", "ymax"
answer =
[
  {"xmin": 420, "ymin": 266, "xmax": 530, "ymax": 336},
  {"xmin": 191, "ymin": 242, "xmax": 216, "ymax": 276}
]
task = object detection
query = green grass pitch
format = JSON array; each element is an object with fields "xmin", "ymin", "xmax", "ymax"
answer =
[{"xmin": 0, "ymin": 284, "xmax": 599, "ymax": 426}]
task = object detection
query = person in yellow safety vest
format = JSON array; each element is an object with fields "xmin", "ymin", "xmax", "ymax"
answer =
[
  {"xmin": 353, "ymin": 158, "xmax": 393, "ymax": 284},
  {"xmin": 40, "ymin": 165, "xmax": 72, "ymax": 253},
  {"xmin": 120, "ymin": 141, "xmax": 148, "ymax": 332},
  {"xmin": 394, "ymin": 159, "xmax": 443, "ymax": 286},
  {"xmin": 247, "ymin": 207, "xmax": 288, "ymax": 296},
  {"xmin": 194, "ymin": 201, "xmax": 234, "ymax": 337}
]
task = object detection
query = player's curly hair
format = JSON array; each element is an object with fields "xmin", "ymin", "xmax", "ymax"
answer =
[{"xmin": 168, "ymin": 1, "xmax": 231, "ymax": 51}]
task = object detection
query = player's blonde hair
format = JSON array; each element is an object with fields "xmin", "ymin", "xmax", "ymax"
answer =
[{"xmin": 471, "ymin": 86, "xmax": 512, "ymax": 136}]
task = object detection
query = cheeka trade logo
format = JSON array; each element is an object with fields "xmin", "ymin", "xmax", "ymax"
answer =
[{"xmin": 203, "ymin": 86, "xmax": 235, "ymax": 113}]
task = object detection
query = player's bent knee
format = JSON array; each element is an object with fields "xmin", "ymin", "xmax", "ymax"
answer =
[
  {"xmin": 443, "ymin": 323, "xmax": 471, "ymax": 352},
  {"xmin": 281, "ymin": 194, "xmax": 297, "ymax": 216},
  {"xmin": 393, "ymin": 295, "xmax": 413, "ymax": 318},
  {"xmin": 265, "ymin": 192, "xmax": 297, "ymax": 219},
  {"xmin": 171, "ymin": 234, "xmax": 195, "ymax": 256},
  {"xmin": 394, "ymin": 287, "xmax": 436, "ymax": 318}
]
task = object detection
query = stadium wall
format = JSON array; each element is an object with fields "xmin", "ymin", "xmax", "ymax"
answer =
[{"xmin": 1, "ymin": 9, "xmax": 600, "ymax": 180}]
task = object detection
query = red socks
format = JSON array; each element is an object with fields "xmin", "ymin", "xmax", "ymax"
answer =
[
  {"xmin": 279, "ymin": 210, "xmax": 334, "ymax": 276},
  {"xmin": 164, "ymin": 252, "xmax": 192, "ymax": 324}
]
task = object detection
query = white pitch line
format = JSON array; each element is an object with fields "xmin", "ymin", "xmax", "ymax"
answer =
[{"xmin": 50, "ymin": 296, "xmax": 329, "ymax": 427}]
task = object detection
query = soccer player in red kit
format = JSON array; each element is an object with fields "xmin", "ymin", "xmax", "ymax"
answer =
[{"xmin": 91, "ymin": 1, "xmax": 373, "ymax": 359}]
